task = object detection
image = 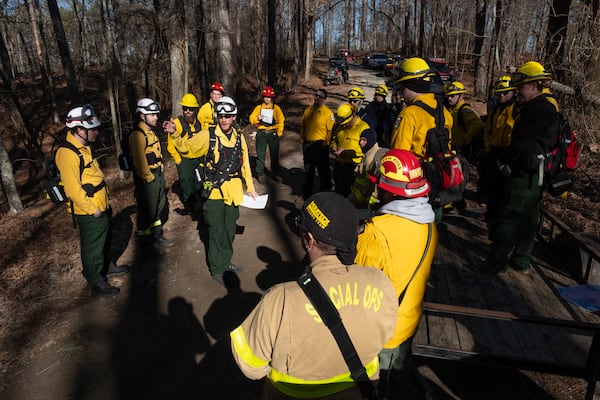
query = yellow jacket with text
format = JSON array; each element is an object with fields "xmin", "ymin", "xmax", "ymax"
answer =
[
  {"xmin": 230, "ymin": 255, "xmax": 397, "ymax": 398},
  {"xmin": 390, "ymin": 93, "xmax": 453, "ymax": 157},
  {"xmin": 355, "ymin": 211, "xmax": 438, "ymax": 348},
  {"xmin": 129, "ymin": 121, "xmax": 163, "ymax": 184},
  {"xmin": 166, "ymin": 116, "xmax": 204, "ymax": 164},
  {"xmin": 54, "ymin": 132, "xmax": 109, "ymax": 215},
  {"xmin": 249, "ymin": 102, "xmax": 285, "ymax": 137},
  {"xmin": 169, "ymin": 125, "xmax": 254, "ymax": 205}
]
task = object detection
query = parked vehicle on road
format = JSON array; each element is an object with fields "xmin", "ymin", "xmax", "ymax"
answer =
[
  {"xmin": 427, "ymin": 58, "xmax": 454, "ymax": 82},
  {"xmin": 368, "ymin": 52, "xmax": 388, "ymax": 69},
  {"xmin": 324, "ymin": 57, "xmax": 348, "ymax": 85}
]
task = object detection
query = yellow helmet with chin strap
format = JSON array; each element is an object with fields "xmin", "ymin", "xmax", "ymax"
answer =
[
  {"xmin": 444, "ymin": 81, "xmax": 467, "ymax": 96},
  {"xmin": 347, "ymin": 87, "xmax": 366, "ymax": 100},
  {"xmin": 395, "ymin": 57, "xmax": 431, "ymax": 83},
  {"xmin": 375, "ymin": 84, "xmax": 389, "ymax": 97},
  {"xmin": 512, "ymin": 61, "xmax": 552, "ymax": 86},
  {"xmin": 494, "ymin": 75, "xmax": 515, "ymax": 93}
]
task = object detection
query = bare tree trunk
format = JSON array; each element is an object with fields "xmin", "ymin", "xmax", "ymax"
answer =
[
  {"xmin": 215, "ymin": 0, "xmax": 233, "ymax": 90},
  {"xmin": 167, "ymin": 0, "xmax": 188, "ymax": 116},
  {"xmin": 28, "ymin": 0, "xmax": 60, "ymax": 123},
  {"xmin": 268, "ymin": 0, "xmax": 276, "ymax": 86},
  {"xmin": 303, "ymin": 0, "xmax": 314, "ymax": 82},
  {"xmin": 474, "ymin": 0, "xmax": 493, "ymax": 99},
  {"xmin": 100, "ymin": 0, "xmax": 124, "ymax": 180},
  {"xmin": 47, "ymin": 0, "xmax": 79, "ymax": 104},
  {"xmin": 0, "ymin": 140, "xmax": 24, "ymax": 214},
  {"xmin": 546, "ymin": 0, "xmax": 571, "ymax": 81}
]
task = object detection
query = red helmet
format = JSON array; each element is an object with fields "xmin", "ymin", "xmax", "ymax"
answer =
[
  {"xmin": 261, "ymin": 86, "xmax": 276, "ymax": 98},
  {"xmin": 370, "ymin": 149, "xmax": 430, "ymax": 198},
  {"xmin": 210, "ymin": 82, "xmax": 225, "ymax": 93}
]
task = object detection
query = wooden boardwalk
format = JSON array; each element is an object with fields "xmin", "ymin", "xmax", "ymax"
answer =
[{"xmin": 413, "ymin": 208, "xmax": 600, "ymax": 398}]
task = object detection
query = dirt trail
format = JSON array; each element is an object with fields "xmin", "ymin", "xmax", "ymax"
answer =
[{"xmin": 0, "ymin": 63, "xmax": 594, "ymax": 399}]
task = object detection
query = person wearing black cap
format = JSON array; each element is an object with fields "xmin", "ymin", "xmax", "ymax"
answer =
[{"xmin": 230, "ymin": 192, "xmax": 397, "ymax": 399}]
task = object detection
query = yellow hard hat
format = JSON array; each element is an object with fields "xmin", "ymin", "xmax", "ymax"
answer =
[
  {"xmin": 336, "ymin": 103, "xmax": 355, "ymax": 125},
  {"xmin": 347, "ymin": 87, "xmax": 366, "ymax": 100},
  {"xmin": 395, "ymin": 57, "xmax": 431, "ymax": 83},
  {"xmin": 512, "ymin": 61, "xmax": 552, "ymax": 86},
  {"xmin": 375, "ymin": 84, "xmax": 389, "ymax": 97},
  {"xmin": 179, "ymin": 93, "xmax": 200, "ymax": 108},
  {"xmin": 444, "ymin": 81, "xmax": 467, "ymax": 96},
  {"xmin": 494, "ymin": 75, "xmax": 515, "ymax": 93}
]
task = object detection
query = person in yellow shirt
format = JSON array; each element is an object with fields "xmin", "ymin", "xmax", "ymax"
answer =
[
  {"xmin": 300, "ymin": 88, "xmax": 335, "ymax": 198},
  {"xmin": 164, "ymin": 93, "xmax": 204, "ymax": 218},
  {"xmin": 355, "ymin": 149, "xmax": 438, "ymax": 399},
  {"xmin": 444, "ymin": 81, "xmax": 483, "ymax": 153},
  {"xmin": 198, "ymin": 82, "xmax": 225, "ymax": 130},
  {"xmin": 330, "ymin": 103, "xmax": 372, "ymax": 197},
  {"xmin": 166, "ymin": 96, "xmax": 257, "ymax": 284},
  {"xmin": 390, "ymin": 57, "xmax": 453, "ymax": 222},
  {"xmin": 55, "ymin": 105, "xmax": 128, "ymax": 296},
  {"xmin": 481, "ymin": 75, "xmax": 517, "ymax": 222},
  {"xmin": 249, "ymin": 86, "xmax": 285, "ymax": 181},
  {"xmin": 130, "ymin": 98, "xmax": 173, "ymax": 249}
]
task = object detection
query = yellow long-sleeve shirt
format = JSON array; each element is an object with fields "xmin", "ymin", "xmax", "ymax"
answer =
[
  {"xmin": 166, "ymin": 116, "xmax": 203, "ymax": 164},
  {"xmin": 54, "ymin": 132, "xmax": 109, "ymax": 215},
  {"xmin": 249, "ymin": 102, "xmax": 285, "ymax": 137},
  {"xmin": 355, "ymin": 214, "xmax": 438, "ymax": 348},
  {"xmin": 448, "ymin": 100, "xmax": 483, "ymax": 147},
  {"xmin": 300, "ymin": 104, "xmax": 335, "ymax": 144},
  {"xmin": 169, "ymin": 125, "xmax": 254, "ymax": 205},
  {"xmin": 129, "ymin": 121, "xmax": 163, "ymax": 184},
  {"xmin": 331, "ymin": 117, "xmax": 370, "ymax": 164},
  {"xmin": 198, "ymin": 100, "xmax": 217, "ymax": 131},
  {"xmin": 390, "ymin": 93, "xmax": 453, "ymax": 157},
  {"xmin": 484, "ymin": 100, "xmax": 516, "ymax": 151}
]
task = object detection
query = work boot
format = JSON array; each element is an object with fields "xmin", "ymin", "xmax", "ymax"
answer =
[
  {"xmin": 106, "ymin": 262, "xmax": 130, "ymax": 278},
  {"xmin": 92, "ymin": 280, "xmax": 120, "ymax": 296}
]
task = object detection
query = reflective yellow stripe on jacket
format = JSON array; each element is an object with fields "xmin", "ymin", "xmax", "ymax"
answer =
[{"xmin": 231, "ymin": 325, "xmax": 379, "ymax": 398}]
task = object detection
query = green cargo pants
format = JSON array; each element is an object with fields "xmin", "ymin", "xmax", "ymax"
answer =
[
  {"xmin": 134, "ymin": 168, "xmax": 167, "ymax": 236},
  {"xmin": 76, "ymin": 211, "xmax": 110, "ymax": 286},
  {"xmin": 203, "ymin": 199, "xmax": 239, "ymax": 275},
  {"xmin": 177, "ymin": 156, "xmax": 204, "ymax": 202},
  {"xmin": 490, "ymin": 172, "xmax": 542, "ymax": 269}
]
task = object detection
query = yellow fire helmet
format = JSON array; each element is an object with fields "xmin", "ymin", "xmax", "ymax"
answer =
[
  {"xmin": 395, "ymin": 57, "xmax": 431, "ymax": 83},
  {"xmin": 444, "ymin": 81, "xmax": 467, "ymax": 96},
  {"xmin": 512, "ymin": 61, "xmax": 552, "ymax": 86},
  {"xmin": 347, "ymin": 87, "xmax": 366, "ymax": 100},
  {"xmin": 494, "ymin": 75, "xmax": 515, "ymax": 93},
  {"xmin": 335, "ymin": 103, "xmax": 355, "ymax": 125}
]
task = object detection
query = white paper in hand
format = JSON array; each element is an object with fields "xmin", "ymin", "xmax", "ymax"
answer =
[
  {"xmin": 241, "ymin": 194, "xmax": 268, "ymax": 209},
  {"xmin": 261, "ymin": 109, "xmax": 274, "ymax": 125}
]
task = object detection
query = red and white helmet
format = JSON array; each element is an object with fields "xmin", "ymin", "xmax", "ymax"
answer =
[
  {"xmin": 210, "ymin": 82, "xmax": 225, "ymax": 93},
  {"xmin": 261, "ymin": 86, "xmax": 276, "ymax": 98},
  {"xmin": 370, "ymin": 149, "xmax": 430, "ymax": 198},
  {"xmin": 66, "ymin": 104, "xmax": 101, "ymax": 129}
]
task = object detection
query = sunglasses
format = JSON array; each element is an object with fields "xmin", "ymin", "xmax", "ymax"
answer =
[
  {"xmin": 314, "ymin": 93, "xmax": 326, "ymax": 99},
  {"xmin": 497, "ymin": 92, "xmax": 511, "ymax": 97},
  {"xmin": 183, "ymin": 106, "xmax": 197, "ymax": 112},
  {"xmin": 218, "ymin": 114, "xmax": 233, "ymax": 119}
]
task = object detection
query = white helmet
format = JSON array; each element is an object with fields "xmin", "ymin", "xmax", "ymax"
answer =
[
  {"xmin": 66, "ymin": 104, "xmax": 101, "ymax": 129},
  {"xmin": 215, "ymin": 96, "xmax": 237, "ymax": 115},
  {"xmin": 136, "ymin": 98, "xmax": 160, "ymax": 115}
]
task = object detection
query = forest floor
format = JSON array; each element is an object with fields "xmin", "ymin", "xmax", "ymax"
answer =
[{"xmin": 0, "ymin": 61, "xmax": 599, "ymax": 399}]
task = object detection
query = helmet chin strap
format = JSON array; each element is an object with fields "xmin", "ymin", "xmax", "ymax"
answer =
[{"xmin": 75, "ymin": 127, "xmax": 90, "ymax": 144}]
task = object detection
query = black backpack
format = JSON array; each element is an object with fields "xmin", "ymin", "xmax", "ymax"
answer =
[
  {"xmin": 45, "ymin": 140, "xmax": 85, "ymax": 204},
  {"xmin": 411, "ymin": 100, "xmax": 468, "ymax": 207},
  {"xmin": 543, "ymin": 111, "xmax": 582, "ymax": 196}
]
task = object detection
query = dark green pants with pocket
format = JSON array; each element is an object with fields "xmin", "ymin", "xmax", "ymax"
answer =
[
  {"xmin": 203, "ymin": 199, "xmax": 239, "ymax": 275},
  {"xmin": 76, "ymin": 211, "xmax": 110, "ymax": 286}
]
